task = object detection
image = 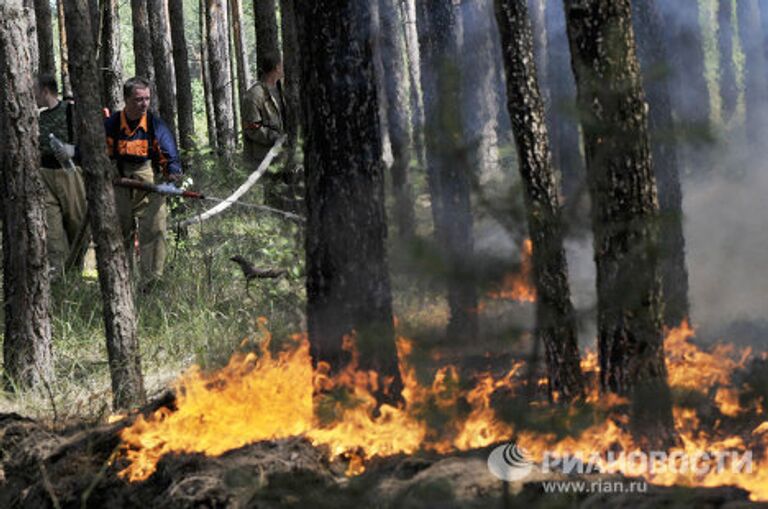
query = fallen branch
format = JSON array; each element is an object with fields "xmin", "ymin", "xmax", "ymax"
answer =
[{"xmin": 177, "ymin": 136, "xmax": 287, "ymax": 228}]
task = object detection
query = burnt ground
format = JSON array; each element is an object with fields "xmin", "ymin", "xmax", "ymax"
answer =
[{"xmin": 0, "ymin": 409, "xmax": 765, "ymax": 509}]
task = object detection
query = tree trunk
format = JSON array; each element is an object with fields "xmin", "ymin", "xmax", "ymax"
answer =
[
  {"xmin": 200, "ymin": 0, "xmax": 217, "ymax": 149},
  {"xmin": 148, "ymin": 0, "xmax": 176, "ymax": 135},
  {"xmin": 738, "ymin": 0, "xmax": 768, "ymax": 147},
  {"xmin": 168, "ymin": 0, "xmax": 195, "ymax": 154},
  {"xmin": 279, "ymin": 0, "xmax": 303, "ymax": 211},
  {"xmin": 299, "ymin": 0, "xmax": 403, "ymax": 405},
  {"xmin": 64, "ymin": 0, "xmax": 146, "ymax": 410},
  {"xmin": 33, "ymin": 0, "xmax": 56, "ymax": 76},
  {"xmin": 718, "ymin": 0, "xmax": 738, "ymax": 123},
  {"xmin": 379, "ymin": 0, "xmax": 415, "ymax": 239},
  {"xmin": 493, "ymin": 0, "xmax": 585, "ymax": 402},
  {"xmin": 459, "ymin": 0, "xmax": 501, "ymax": 185},
  {"xmin": 22, "ymin": 0, "xmax": 39, "ymax": 75},
  {"xmin": 100, "ymin": 0, "xmax": 124, "ymax": 111},
  {"xmin": 402, "ymin": 0, "xmax": 426, "ymax": 170},
  {"xmin": 254, "ymin": 0, "xmax": 280, "ymax": 76},
  {"xmin": 656, "ymin": 0, "xmax": 710, "ymax": 169},
  {"xmin": 56, "ymin": 0, "xmax": 72, "ymax": 98},
  {"xmin": 230, "ymin": 0, "xmax": 251, "ymax": 112},
  {"xmin": 563, "ymin": 0, "xmax": 675, "ymax": 449},
  {"xmin": 528, "ymin": 0, "xmax": 548, "ymax": 86},
  {"xmin": 131, "ymin": 0, "xmax": 156, "ymax": 110},
  {"xmin": 227, "ymin": 3, "xmax": 239, "ymax": 142},
  {"xmin": 416, "ymin": 0, "xmax": 479, "ymax": 341},
  {"xmin": 543, "ymin": 0, "xmax": 584, "ymax": 203},
  {"xmin": 205, "ymin": 0, "xmax": 235, "ymax": 155},
  {"xmin": 0, "ymin": 0, "xmax": 53, "ymax": 390},
  {"xmin": 631, "ymin": 0, "xmax": 691, "ymax": 329}
]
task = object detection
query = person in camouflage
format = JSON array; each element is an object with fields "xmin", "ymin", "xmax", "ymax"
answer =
[
  {"xmin": 35, "ymin": 74, "xmax": 87, "ymax": 277},
  {"xmin": 241, "ymin": 53, "xmax": 287, "ymax": 207}
]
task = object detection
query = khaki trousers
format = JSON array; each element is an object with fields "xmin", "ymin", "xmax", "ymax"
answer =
[
  {"xmin": 40, "ymin": 166, "xmax": 87, "ymax": 275},
  {"xmin": 114, "ymin": 161, "xmax": 168, "ymax": 281}
]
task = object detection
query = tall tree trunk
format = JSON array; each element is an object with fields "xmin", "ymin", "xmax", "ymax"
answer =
[
  {"xmin": 56, "ymin": 0, "xmax": 72, "ymax": 98},
  {"xmin": 230, "ymin": 0, "xmax": 250, "ymax": 112},
  {"xmin": 299, "ymin": 0, "xmax": 403, "ymax": 405},
  {"xmin": 0, "ymin": 0, "xmax": 53, "ymax": 390},
  {"xmin": 131, "ymin": 0, "xmax": 156, "ymax": 109},
  {"xmin": 100, "ymin": 0, "xmax": 124, "ymax": 111},
  {"xmin": 632, "ymin": 0, "xmax": 691, "ymax": 329},
  {"xmin": 227, "ymin": 3, "xmax": 239, "ymax": 142},
  {"xmin": 33, "ymin": 0, "xmax": 56, "ymax": 76},
  {"xmin": 279, "ymin": 0, "xmax": 303, "ymax": 211},
  {"xmin": 379, "ymin": 0, "xmax": 415, "ymax": 239},
  {"xmin": 402, "ymin": 0, "xmax": 426, "ymax": 170},
  {"xmin": 148, "ymin": 0, "xmax": 177, "ymax": 135},
  {"xmin": 738, "ymin": 0, "xmax": 768, "ymax": 147},
  {"xmin": 200, "ymin": 0, "xmax": 217, "ymax": 149},
  {"xmin": 528, "ymin": 0, "xmax": 548, "ymax": 86},
  {"xmin": 544, "ymin": 0, "xmax": 584, "ymax": 203},
  {"xmin": 254, "ymin": 0, "xmax": 280, "ymax": 75},
  {"xmin": 656, "ymin": 0, "xmax": 711, "ymax": 169},
  {"xmin": 416, "ymin": 0, "xmax": 478, "ymax": 341},
  {"xmin": 563, "ymin": 0, "xmax": 675, "ymax": 449},
  {"xmin": 64, "ymin": 0, "xmax": 145, "ymax": 410},
  {"xmin": 168, "ymin": 0, "xmax": 195, "ymax": 154},
  {"xmin": 459, "ymin": 0, "xmax": 501, "ymax": 185},
  {"xmin": 494, "ymin": 0, "xmax": 585, "ymax": 402},
  {"xmin": 205, "ymin": 0, "xmax": 235, "ymax": 155},
  {"xmin": 718, "ymin": 0, "xmax": 738, "ymax": 123},
  {"xmin": 22, "ymin": 0, "xmax": 39, "ymax": 74}
]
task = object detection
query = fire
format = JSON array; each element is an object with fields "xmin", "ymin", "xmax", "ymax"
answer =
[
  {"xmin": 118, "ymin": 319, "xmax": 768, "ymax": 501},
  {"xmin": 487, "ymin": 239, "xmax": 536, "ymax": 302}
]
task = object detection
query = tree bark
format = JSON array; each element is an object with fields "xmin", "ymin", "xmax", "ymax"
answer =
[
  {"xmin": 205, "ymin": 0, "xmax": 235, "ymax": 155},
  {"xmin": 459, "ymin": 0, "xmax": 501, "ymax": 185},
  {"xmin": 148, "ymin": 0, "xmax": 176, "ymax": 135},
  {"xmin": 33, "ymin": 0, "xmax": 56, "ymax": 76},
  {"xmin": 99, "ymin": 0, "xmax": 124, "ymax": 111},
  {"xmin": 543, "ymin": 0, "xmax": 584, "ymax": 202},
  {"xmin": 299, "ymin": 0, "xmax": 403, "ymax": 405},
  {"xmin": 379, "ymin": 0, "xmax": 415, "ymax": 239},
  {"xmin": 64, "ymin": 0, "xmax": 146, "ymax": 410},
  {"xmin": 0, "ymin": 0, "xmax": 53, "ymax": 390},
  {"xmin": 494, "ymin": 0, "xmax": 585, "ymax": 402},
  {"xmin": 564, "ymin": 0, "xmax": 675, "ymax": 449},
  {"xmin": 254, "ymin": 0, "xmax": 280, "ymax": 76},
  {"xmin": 168, "ymin": 0, "xmax": 195, "ymax": 154},
  {"xmin": 631, "ymin": 0, "xmax": 691, "ymax": 329},
  {"xmin": 416, "ymin": 0, "xmax": 479, "ymax": 341},
  {"xmin": 22, "ymin": 0, "xmax": 39, "ymax": 75},
  {"xmin": 738, "ymin": 0, "xmax": 768, "ymax": 147},
  {"xmin": 200, "ymin": 0, "xmax": 217, "ymax": 149},
  {"xmin": 718, "ymin": 0, "xmax": 738, "ymax": 123},
  {"xmin": 130, "ymin": 0, "xmax": 156, "ymax": 110},
  {"xmin": 402, "ymin": 0, "xmax": 425, "ymax": 169},
  {"xmin": 56, "ymin": 0, "xmax": 72, "ymax": 98},
  {"xmin": 230, "ymin": 0, "xmax": 251, "ymax": 112},
  {"xmin": 227, "ymin": 2, "xmax": 239, "ymax": 141}
]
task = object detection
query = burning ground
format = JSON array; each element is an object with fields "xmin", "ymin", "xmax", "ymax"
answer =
[{"xmin": 1, "ymin": 314, "xmax": 767, "ymax": 507}]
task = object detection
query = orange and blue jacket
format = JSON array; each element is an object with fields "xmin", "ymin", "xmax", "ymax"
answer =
[{"xmin": 104, "ymin": 110, "xmax": 181, "ymax": 176}]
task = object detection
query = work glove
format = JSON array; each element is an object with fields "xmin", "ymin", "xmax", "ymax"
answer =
[
  {"xmin": 165, "ymin": 172, "xmax": 183, "ymax": 184},
  {"xmin": 53, "ymin": 142, "xmax": 76, "ymax": 161}
]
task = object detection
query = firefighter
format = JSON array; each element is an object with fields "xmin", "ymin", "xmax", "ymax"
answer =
[
  {"xmin": 35, "ymin": 74, "xmax": 87, "ymax": 277},
  {"xmin": 104, "ymin": 76, "xmax": 182, "ymax": 287},
  {"xmin": 241, "ymin": 53, "xmax": 287, "ymax": 207}
]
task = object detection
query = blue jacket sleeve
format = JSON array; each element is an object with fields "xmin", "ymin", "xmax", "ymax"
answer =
[{"xmin": 153, "ymin": 116, "xmax": 182, "ymax": 175}]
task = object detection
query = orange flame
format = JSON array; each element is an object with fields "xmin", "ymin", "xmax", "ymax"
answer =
[
  {"xmin": 118, "ymin": 319, "xmax": 768, "ymax": 501},
  {"xmin": 487, "ymin": 239, "xmax": 536, "ymax": 302}
]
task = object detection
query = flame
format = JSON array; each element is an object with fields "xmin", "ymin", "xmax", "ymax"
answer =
[
  {"xmin": 118, "ymin": 319, "xmax": 768, "ymax": 501},
  {"xmin": 487, "ymin": 239, "xmax": 536, "ymax": 302}
]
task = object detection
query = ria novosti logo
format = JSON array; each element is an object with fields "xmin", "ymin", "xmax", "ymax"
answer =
[{"xmin": 487, "ymin": 442, "xmax": 534, "ymax": 481}]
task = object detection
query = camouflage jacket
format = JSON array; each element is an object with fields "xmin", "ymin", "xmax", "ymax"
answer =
[
  {"xmin": 38, "ymin": 100, "xmax": 76, "ymax": 168},
  {"xmin": 242, "ymin": 81, "xmax": 285, "ymax": 162}
]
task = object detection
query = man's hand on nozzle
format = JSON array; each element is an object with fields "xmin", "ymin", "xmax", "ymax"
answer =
[{"xmin": 54, "ymin": 143, "xmax": 76, "ymax": 161}]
